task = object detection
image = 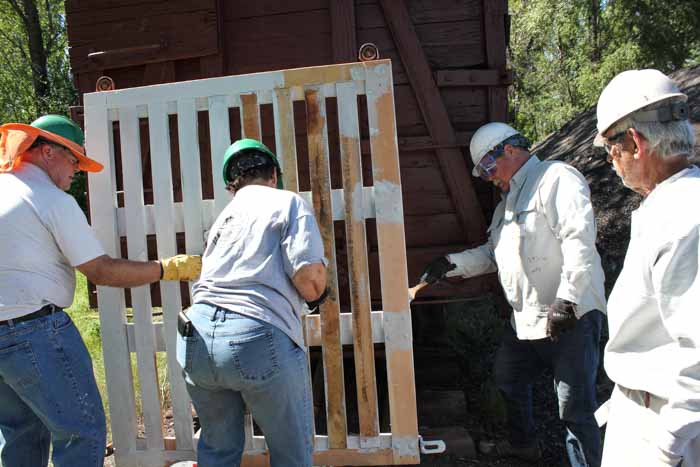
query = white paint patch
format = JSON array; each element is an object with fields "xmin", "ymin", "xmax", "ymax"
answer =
[
  {"xmin": 373, "ymin": 181, "xmax": 404, "ymax": 224},
  {"xmin": 350, "ymin": 67, "xmax": 366, "ymax": 82},
  {"xmin": 351, "ymin": 182, "xmax": 364, "ymax": 220},
  {"xmin": 383, "ymin": 313, "xmax": 412, "ymax": 350},
  {"xmin": 392, "ymin": 435, "xmax": 419, "ymax": 457}
]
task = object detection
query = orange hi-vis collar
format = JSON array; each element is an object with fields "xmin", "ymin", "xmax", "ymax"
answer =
[{"xmin": 0, "ymin": 123, "xmax": 103, "ymax": 173}]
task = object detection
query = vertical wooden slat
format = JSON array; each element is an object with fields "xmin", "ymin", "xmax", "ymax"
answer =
[
  {"xmin": 330, "ymin": 0, "xmax": 357, "ymax": 63},
  {"xmin": 365, "ymin": 61, "xmax": 419, "ymax": 464},
  {"xmin": 119, "ymin": 106, "xmax": 164, "ymax": 450},
  {"xmin": 379, "ymin": 0, "xmax": 487, "ymax": 245},
  {"xmin": 176, "ymin": 98, "xmax": 205, "ymax": 255},
  {"xmin": 148, "ymin": 101, "xmax": 194, "ymax": 451},
  {"xmin": 85, "ymin": 97, "xmax": 139, "ymax": 466},
  {"xmin": 305, "ymin": 86, "xmax": 348, "ymax": 449},
  {"xmin": 484, "ymin": 0, "xmax": 509, "ymax": 121},
  {"xmin": 337, "ymin": 82, "xmax": 380, "ymax": 444},
  {"xmin": 272, "ymin": 88, "xmax": 299, "ymax": 192},
  {"xmin": 240, "ymin": 93, "xmax": 262, "ymax": 141},
  {"xmin": 208, "ymin": 95, "xmax": 232, "ymax": 216}
]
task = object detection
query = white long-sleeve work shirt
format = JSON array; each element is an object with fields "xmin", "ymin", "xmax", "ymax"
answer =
[
  {"xmin": 447, "ymin": 156, "xmax": 606, "ymax": 340},
  {"xmin": 605, "ymin": 165, "xmax": 700, "ymax": 459}
]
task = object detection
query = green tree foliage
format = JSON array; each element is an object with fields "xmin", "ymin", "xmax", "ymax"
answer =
[
  {"xmin": 0, "ymin": 0, "xmax": 75, "ymax": 123},
  {"xmin": 0, "ymin": 0, "xmax": 85, "ymax": 208},
  {"xmin": 510, "ymin": 0, "xmax": 700, "ymax": 142}
]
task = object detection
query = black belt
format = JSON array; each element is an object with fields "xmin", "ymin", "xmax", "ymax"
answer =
[{"xmin": 0, "ymin": 304, "xmax": 59, "ymax": 326}]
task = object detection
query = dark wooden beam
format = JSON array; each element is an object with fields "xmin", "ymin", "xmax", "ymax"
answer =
[
  {"xmin": 483, "ymin": 0, "xmax": 509, "ymax": 122},
  {"xmin": 378, "ymin": 0, "xmax": 486, "ymax": 244},
  {"xmin": 330, "ymin": 0, "xmax": 357, "ymax": 63},
  {"xmin": 436, "ymin": 69, "xmax": 513, "ymax": 87}
]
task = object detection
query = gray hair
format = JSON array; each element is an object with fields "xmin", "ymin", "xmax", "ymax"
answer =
[{"xmin": 609, "ymin": 98, "xmax": 695, "ymax": 160}]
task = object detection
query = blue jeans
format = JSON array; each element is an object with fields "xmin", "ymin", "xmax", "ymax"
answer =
[
  {"xmin": 177, "ymin": 303, "xmax": 313, "ymax": 467},
  {"xmin": 0, "ymin": 309, "xmax": 106, "ymax": 467},
  {"xmin": 494, "ymin": 310, "xmax": 603, "ymax": 467}
]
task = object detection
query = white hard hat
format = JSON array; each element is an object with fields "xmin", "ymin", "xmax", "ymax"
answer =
[
  {"xmin": 469, "ymin": 122, "xmax": 520, "ymax": 176},
  {"xmin": 594, "ymin": 69, "xmax": 686, "ymax": 146}
]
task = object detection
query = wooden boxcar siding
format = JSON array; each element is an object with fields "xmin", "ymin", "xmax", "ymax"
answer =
[{"xmin": 66, "ymin": 0, "xmax": 506, "ymax": 302}]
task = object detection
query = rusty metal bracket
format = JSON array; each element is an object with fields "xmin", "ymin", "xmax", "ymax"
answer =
[
  {"xmin": 95, "ymin": 76, "xmax": 116, "ymax": 92},
  {"xmin": 358, "ymin": 42, "xmax": 380, "ymax": 62}
]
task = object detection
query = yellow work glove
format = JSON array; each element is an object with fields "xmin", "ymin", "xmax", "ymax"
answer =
[{"xmin": 160, "ymin": 255, "xmax": 202, "ymax": 281}]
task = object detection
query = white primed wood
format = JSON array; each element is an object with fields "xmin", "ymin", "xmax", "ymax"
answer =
[
  {"xmin": 84, "ymin": 59, "xmax": 418, "ymax": 465},
  {"xmin": 119, "ymin": 106, "xmax": 165, "ymax": 449},
  {"xmin": 207, "ymin": 95, "xmax": 232, "ymax": 217},
  {"xmin": 114, "ymin": 187, "xmax": 376, "ymax": 237},
  {"xmin": 126, "ymin": 311, "xmax": 387, "ymax": 352},
  {"xmin": 92, "ymin": 62, "xmax": 371, "ymax": 110},
  {"xmin": 102, "ymin": 80, "xmax": 367, "ymax": 121},
  {"xmin": 244, "ymin": 412, "xmax": 254, "ymax": 450},
  {"xmin": 176, "ymin": 98, "xmax": 205, "ymax": 255},
  {"xmin": 84, "ymin": 100, "xmax": 139, "ymax": 464},
  {"xmin": 148, "ymin": 101, "xmax": 194, "ymax": 450}
]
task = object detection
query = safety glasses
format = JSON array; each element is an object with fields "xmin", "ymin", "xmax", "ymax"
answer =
[
  {"xmin": 475, "ymin": 148, "xmax": 504, "ymax": 179},
  {"xmin": 602, "ymin": 130, "xmax": 628, "ymax": 162}
]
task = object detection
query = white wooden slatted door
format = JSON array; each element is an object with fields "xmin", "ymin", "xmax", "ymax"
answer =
[{"xmin": 84, "ymin": 59, "xmax": 419, "ymax": 467}]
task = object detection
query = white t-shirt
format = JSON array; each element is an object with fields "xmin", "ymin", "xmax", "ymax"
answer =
[
  {"xmin": 0, "ymin": 162, "xmax": 105, "ymax": 319},
  {"xmin": 192, "ymin": 184, "xmax": 326, "ymax": 349}
]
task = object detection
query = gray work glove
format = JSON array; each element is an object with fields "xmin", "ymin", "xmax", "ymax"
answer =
[
  {"xmin": 546, "ymin": 298, "xmax": 578, "ymax": 341},
  {"xmin": 419, "ymin": 256, "xmax": 456, "ymax": 285}
]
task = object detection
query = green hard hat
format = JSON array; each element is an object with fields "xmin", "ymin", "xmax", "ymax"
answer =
[
  {"xmin": 222, "ymin": 138, "xmax": 283, "ymax": 189},
  {"xmin": 31, "ymin": 114, "xmax": 84, "ymax": 147}
]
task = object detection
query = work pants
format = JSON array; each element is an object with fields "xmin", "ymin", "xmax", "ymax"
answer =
[
  {"xmin": 494, "ymin": 309, "xmax": 603, "ymax": 467},
  {"xmin": 0, "ymin": 309, "xmax": 106, "ymax": 467},
  {"xmin": 178, "ymin": 303, "xmax": 313, "ymax": 467}
]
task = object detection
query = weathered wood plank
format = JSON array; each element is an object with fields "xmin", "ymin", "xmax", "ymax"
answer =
[
  {"xmin": 208, "ymin": 95, "xmax": 232, "ymax": 216},
  {"xmin": 436, "ymin": 69, "xmax": 514, "ymax": 87},
  {"xmin": 223, "ymin": 10, "xmax": 332, "ymax": 75},
  {"xmin": 240, "ymin": 93, "xmax": 262, "ymax": 140},
  {"xmin": 484, "ymin": 0, "xmax": 509, "ymax": 122},
  {"xmin": 148, "ymin": 101, "xmax": 194, "ymax": 451},
  {"xmin": 84, "ymin": 96, "xmax": 138, "ymax": 466},
  {"xmin": 176, "ymin": 98, "xmax": 205, "ymax": 256},
  {"xmin": 379, "ymin": 0, "xmax": 486, "ymax": 245},
  {"xmin": 69, "ymin": 10, "xmax": 218, "ymax": 72},
  {"xmin": 272, "ymin": 88, "xmax": 299, "ymax": 192},
  {"xmin": 222, "ymin": 0, "xmax": 326, "ymax": 21},
  {"xmin": 305, "ymin": 86, "xmax": 348, "ymax": 449},
  {"xmin": 337, "ymin": 82, "xmax": 380, "ymax": 442},
  {"xmin": 365, "ymin": 61, "xmax": 419, "ymax": 464},
  {"xmin": 330, "ymin": 0, "xmax": 357, "ymax": 63},
  {"xmin": 119, "ymin": 106, "xmax": 164, "ymax": 449}
]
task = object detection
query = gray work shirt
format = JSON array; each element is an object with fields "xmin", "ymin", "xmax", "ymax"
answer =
[{"xmin": 192, "ymin": 184, "xmax": 326, "ymax": 349}]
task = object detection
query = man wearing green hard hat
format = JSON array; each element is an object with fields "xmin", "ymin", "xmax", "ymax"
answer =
[
  {"xmin": 179, "ymin": 138, "xmax": 328, "ymax": 466},
  {"xmin": 0, "ymin": 115, "xmax": 202, "ymax": 467}
]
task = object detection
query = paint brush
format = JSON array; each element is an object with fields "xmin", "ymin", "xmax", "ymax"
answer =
[{"xmin": 408, "ymin": 281, "xmax": 429, "ymax": 302}]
